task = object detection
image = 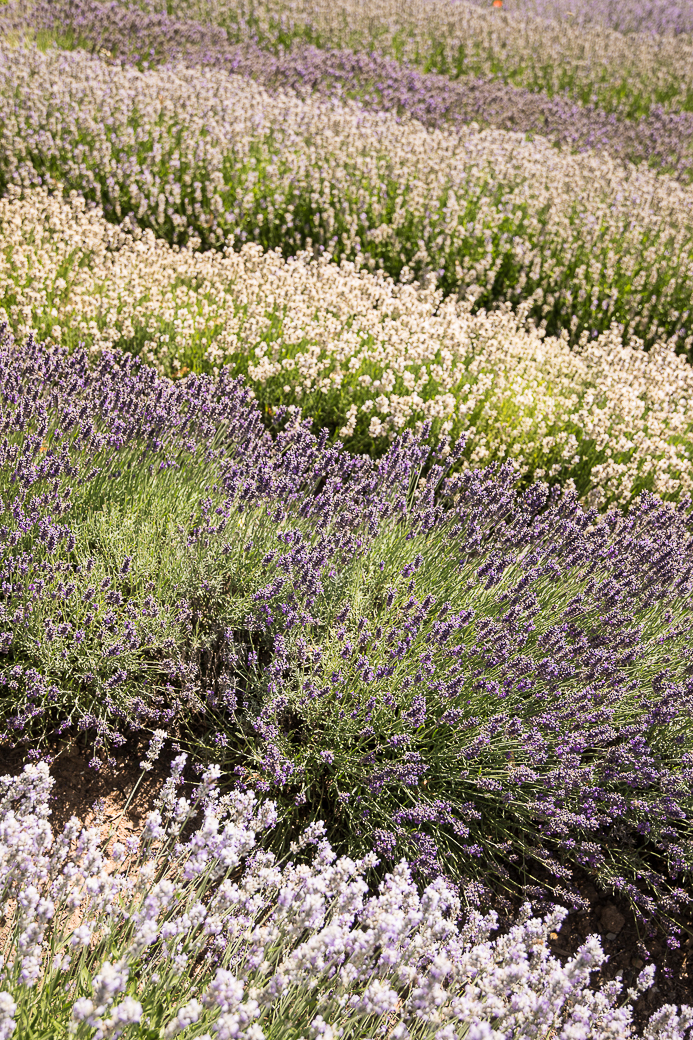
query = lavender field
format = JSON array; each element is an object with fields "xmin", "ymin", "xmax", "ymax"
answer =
[{"xmin": 2, "ymin": 0, "xmax": 693, "ymax": 1036}]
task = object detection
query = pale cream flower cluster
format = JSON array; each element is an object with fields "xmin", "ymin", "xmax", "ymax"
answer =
[
  {"xmin": 3, "ymin": 187, "xmax": 693, "ymax": 506},
  {"xmin": 155, "ymin": 0, "xmax": 693, "ymax": 115},
  {"xmin": 3, "ymin": 42, "xmax": 693, "ymax": 347}
]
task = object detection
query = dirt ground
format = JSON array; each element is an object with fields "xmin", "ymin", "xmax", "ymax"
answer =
[
  {"xmin": 544, "ymin": 880, "xmax": 693, "ymax": 1027},
  {"xmin": 0, "ymin": 739, "xmax": 171, "ymax": 850}
]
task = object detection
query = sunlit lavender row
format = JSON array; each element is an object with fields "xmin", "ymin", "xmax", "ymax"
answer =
[
  {"xmin": 3, "ymin": 42, "xmax": 693, "ymax": 349},
  {"xmin": 4, "ymin": 327, "xmax": 693, "ymax": 937},
  {"xmin": 3, "ymin": 188, "xmax": 693, "ymax": 505},
  {"xmin": 2, "ymin": 761, "xmax": 689, "ymax": 1040},
  {"xmin": 121, "ymin": 0, "xmax": 693, "ymax": 117},
  {"xmin": 16, "ymin": 0, "xmax": 693, "ymax": 183}
]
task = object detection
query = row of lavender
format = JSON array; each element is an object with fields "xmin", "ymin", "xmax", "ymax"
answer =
[
  {"xmin": 88, "ymin": 0, "xmax": 693, "ymax": 118},
  {"xmin": 0, "ymin": 330, "xmax": 692, "ymax": 1034},
  {"xmin": 3, "ymin": 20, "xmax": 693, "ymax": 353},
  {"xmin": 3, "ymin": 188, "xmax": 693, "ymax": 508},
  {"xmin": 22, "ymin": 0, "xmax": 693, "ymax": 181}
]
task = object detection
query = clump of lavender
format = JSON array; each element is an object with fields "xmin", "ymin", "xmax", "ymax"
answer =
[
  {"xmin": 0, "ymin": 759, "xmax": 691, "ymax": 1039},
  {"xmin": 0, "ymin": 327, "xmax": 466, "ymax": 760},
  {"xmin": 5, "ymin": 329, "xmax": 693, "ymax": 934},
  {"xmin": 0, "ymin": 323, "xmax": 275, "ymax": 758},
  {"xmin": 221, "ymin": 460, "xmax": 693, "ymax": 930}
]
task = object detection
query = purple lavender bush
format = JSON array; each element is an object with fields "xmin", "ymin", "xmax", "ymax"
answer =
[
  {"xmin": 4, "ymin": 329, "xmax": 693, "ymax": 931},
  {"xmin": 2, "ymin": 760, "xmax": 690, "ymax": 1039},
  {"xmin": 0, "ymin": 326, "xmax": 460, "ymax": 759},
  {"xmin": 0, "ymin": 328, "xmax": 272, "ymax": 757},
  {"xmin": 220, "ymin": 462, "xmax": 693, "ymax": 931}
]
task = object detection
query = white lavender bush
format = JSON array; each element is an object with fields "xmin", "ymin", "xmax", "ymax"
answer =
[
  {"xmin": 0, "ymin": 759, "xmax": 691, "ymax": 1040},
  {"xmin": 3, "ymin": 42, "xmax": 693, "ymax": 348},
  {"xmin": 3, "ymin": 188, "xmax": 693, "ymax": 506}
]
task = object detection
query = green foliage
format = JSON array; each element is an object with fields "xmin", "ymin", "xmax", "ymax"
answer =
[{"xmin": 206, "ymin": 477, "xmax": 693, "ymax": 910}]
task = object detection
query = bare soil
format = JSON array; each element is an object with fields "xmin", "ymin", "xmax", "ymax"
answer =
[
  {"xmin": 544, "ymin": 881, "xmax": 693, "ymax": 1028},
  {"xmin": 0, "ymin": 739, "xmax": 170, "ymax": 847}
]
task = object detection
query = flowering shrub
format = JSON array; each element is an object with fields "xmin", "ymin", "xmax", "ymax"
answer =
[
  {"xmin": 3, "ymin": 45, "xmax": 693, "ymax": 347},
  {"xmin": 12, "ymin": 0, "xmax": 693, "ymax": 183},
  {"xmin": 223, "ymin": 461, "xmax": 693, "ymax": 920},
  {"xmin": 0, "ymin": 327, "xmax": 464, "ymax": 756},
  {"xmin": 4, "ymin": 189, "xmax": 693, "ymax": 505},
  {"xmin": 5, "ymin": 331, "xmax": 693, "ymax": 920},
  {"xmin": 1, "ymin": 759, "xmax": 691, "ymax": 1040},
  {"xmin": 129, "ymin": 0, "xmax": 693, "ymax": 118}
]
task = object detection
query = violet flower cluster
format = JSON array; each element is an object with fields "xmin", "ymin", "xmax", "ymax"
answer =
[
  {"xmin": 1, "ymin": 759, "xmax": 691, "ymax": 1040},
  {"xmin": 0, "ymin": 323, "xmax": 277, "ymax": 756},
  {"xmin": 0, "ymin": 326, "xmax": 467, "ymax": 758},
  {"xmin": 222, "ymin": 461, "xmax": 693, "ymax": 928},
  {"xmin": 4, "ymin": 329, "xmax": 693, "ymax": 930}
]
